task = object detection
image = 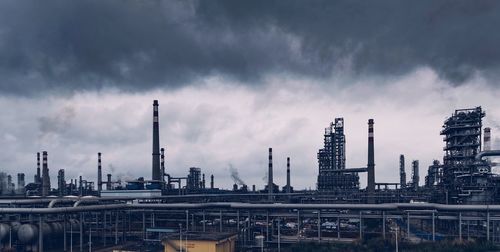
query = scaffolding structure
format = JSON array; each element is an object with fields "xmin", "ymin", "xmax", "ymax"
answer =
[
  {"xmin": 317, "ymin": 118, "xmax": 359, "ymax": 192},
  {"xmin": 438, "ymin": 107, "xmax": 496, "ymax": 203},
  {"xmin": 187, "ymin": 167, "xmax": 202, "ymax": 191}
]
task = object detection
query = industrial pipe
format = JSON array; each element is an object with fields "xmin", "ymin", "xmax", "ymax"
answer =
[{"xmin": 476, "ymin": 150, "xmax": 500, "ymax": 161}]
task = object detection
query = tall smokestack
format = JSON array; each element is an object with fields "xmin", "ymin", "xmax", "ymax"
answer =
[
  {"xmin": 268, "ymin": 147, "xmax": 273, "ymax": 201},
  {"xmin": 161, "ymin": 148, "xmax": 165, "ymax": 182},
  {"xmin": 152, "ymin": 100, "xmax": 161, "ymax": 181},
  {"xmin": 367, "ymin": 119, "xmax": 375, "ymax": 196},
  {"xmin": 36, "ymin": 152, "xmax": 41, "ymax": 183},
  {"xmin": 484, "ymin": 127, "xmax": 491, "ymax": 151},
  {"xmin": 97, "ymin": 153, "xmax": 102, "ymax": 194},
  {"xmin": 286, "ymin": 157, "xmax": 291, "ymax": 194},
  {"xmin": 399, "ymin": 155, "xmax": 406, "ymax": 188},
  {"xmin": 79, "ymin": 176, "xmax": 83, "ymax": 196},
  {"xmin": 210, "ymin": 174, "xmax": 214, "ymax": 189},
  {"xmin": 202, "ymin": 173, "xmax": 206, "ymax": 189},
  {"xmin": 42, "ymin": 151, "xmax": 50, "ymax": 196},
  {"xmin": 106, "ymin": 174, "xmax": 112, "ymax": 190}
]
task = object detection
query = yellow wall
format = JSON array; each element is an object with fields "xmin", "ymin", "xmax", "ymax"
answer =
[{"xmin": 164, "ymin": 236, "xmax": 236, "ymax": 252}]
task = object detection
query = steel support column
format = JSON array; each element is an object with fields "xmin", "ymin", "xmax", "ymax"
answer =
[
  {"xmin": 142, "ymin": 211, "xmax": 145, "ymax": 240},
  {"xmin": 39, "ymin": 215, "xmax": 43, "ymax": 252},
  {"xmin": 80, "ymin": 213, "xmax": 83, "ymax": 252},
  {"xmin": 359, "ymin": 212, "xmax": 363, "ymax": 239},
  {"xmin": 203, "ymin": 211, "xmax": 206, "ymax": 232},
  {"xmin": 459, "ymin": 212, "xmax": 462, "ymax": 241},
  {"xmin": 487, "ymin": 211, "xmax": 490, "ymax": 241},
  {"xmin": 317, "ymin": 211, "xmax": 321, "ymax": 242},
  {"xmin": 432, "ymin": 212, "xmax": 435, "ymax": 241},
  {"xmin": 266, "ymin": 211, "xmax": 269, "ymax": 242},
  {"xmin": 382, "ymin": 211, "xmax": 386, "ymax": 239},
  {"xmin": 219, "ymin": 210, "xmax": 222, "ymax": 232},
  {"xmin": 63, "ymin": 214, "xmax": 67, "ymax": 252},
  {"xmin": 186, "ymin": 210, "xmax": 189, "ymax": 233},
  {"xmin": 407, "ymin": 212, "xmax": 410, "ymax": 239}
]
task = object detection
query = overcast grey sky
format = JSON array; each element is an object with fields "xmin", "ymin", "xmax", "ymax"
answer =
[{"xmin": 0, "ymin": 1, "xmax": 499, "ymax": 190}]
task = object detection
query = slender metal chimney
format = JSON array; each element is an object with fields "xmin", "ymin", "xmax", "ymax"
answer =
[
  {"xmin": 152, "ymin": 100, "xmax": 161, "ymax": 181},
  {"xmin": 106, "ymin": 174, "xmax": 112, "ymax": 190},
  {"xmin": 484, "ymin": 127, "xmax": 491, "ymax": 151},
  {"xmin": 36, "ymin": 152, "xmax": 41, "ymax": 184},
  {"xmin": 367, "ymin": 119, "xmax": 375, "ymax": 195},
  {"xmin": 97, "ymin": 153, "xmax": 102, "ymax": 194},
  {"xmin": 399, "ymin": 155, "xmax": 406, "ymax": 188},
  {"xmin": 268, "ymin": 147, "xmax": 274, "ymax": 201},
  {"xmin": 161, "ymin": 148, "xmax": 165, "ymax": 182},
  {"xmin": 202, "ymin": 173, "xmax": 206, "ymax": 189},
  {"xmin": 42, "ymin": 151, "xmax": 50, "ymax": 196},
  {"xmin": 79, "ymin": 176, "xmax": 83, "ymax": 196},
  {"xmin": 286, "ymin": 157, "xmax": 291, "ymax": 194},
  {"xmin": 210, "ymin": 174, "xmax": 214, "ymax": 189}
]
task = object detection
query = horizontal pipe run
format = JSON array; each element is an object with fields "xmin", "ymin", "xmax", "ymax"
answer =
[
  {"xmin": 329, "ymin": 168, "xmax": 368, "ymax": 173},
  {"xmin": 3, "ymin": 202, "xmax": 500, "ymax": 214},
  {"xmin": 476, "ymin": 150, "xmax": 500, "ymax": 161}
]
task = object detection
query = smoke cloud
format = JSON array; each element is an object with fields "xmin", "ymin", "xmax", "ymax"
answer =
[{"xmin": 229, "ymin": 164, "xmax": 246, "ymax": 186}]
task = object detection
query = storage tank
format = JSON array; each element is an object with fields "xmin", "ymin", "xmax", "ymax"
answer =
[
  {"xmin": 17, "ymin": 224, "xmax": 38, "ymax": 244},
  {"xmin": 0, "ymin": 223, "xmax": 9, "ymax": 243},
  {"xmin": 17, "ymin": 222, "xmax": 51, "ymax": 244}
]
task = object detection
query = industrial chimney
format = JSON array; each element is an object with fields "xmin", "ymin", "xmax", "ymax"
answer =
[
  {"xmin": 484, "ymin": 127, "xmax": 491, "ymax": 151},
  {"xmin": 399, "ymin": 155, "xmax": 406, "ymax": 188},
  {"xmin": 97, "ymin": 153, "xmax": 102, "ymax": 194},
  {"xmin": 35, "ymin": 152, "xmax": 41, "ymax": 184},
  {"xmin": 202, "ymin": 173, "xmax": 206, "ymax": 189},
  {"xmin": 79, "ymin": 176, "xmax": 83, "ymax": 196},
  {"xmin": 210, "ymin": 174, "xmax": 214, "ymax": 189},
  {"xmin": 42, "ymin": 151, "xmax": 50, "ymax": 196},
  {"xmin": 286, "ymin": 157, "xmax": 291, "ymax": 195},
  {"xmin": 161, "ymin": 148, "xmax": 165, "ymax": 182},
  {"xmin": 367, "ymin": 119, "xmax": 375, "ymax": 195},
  {"xmin": 152, "ymin": 100, "xmax": 161, "ymax": 181},
  {"xmin": 268, "ymin": 147, "xmax": 274, "ymax": 201}
]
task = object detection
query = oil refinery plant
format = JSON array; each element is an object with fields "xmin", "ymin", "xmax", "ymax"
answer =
[{"xmin": 1, "ymin": 100, "xmax": 500, "ymax": 251}]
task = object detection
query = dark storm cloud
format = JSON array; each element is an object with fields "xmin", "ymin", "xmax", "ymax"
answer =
[{"xmin": 0, "ymin": 0, "xmax": 500, "ymax": 96}]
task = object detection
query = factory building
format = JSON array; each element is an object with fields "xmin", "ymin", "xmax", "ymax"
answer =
[{"xmin": 162, "ymin": 233, "xmax": 237, "ymax": 252}]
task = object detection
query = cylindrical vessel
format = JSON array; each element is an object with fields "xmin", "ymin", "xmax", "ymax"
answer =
[
  {"xmin": 0, "ymin": 223, "xmax": 10, "ymax": 242},
  {"xmin": 17, "ymin": 224, "xmax": 38, "ymax": 244}
]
